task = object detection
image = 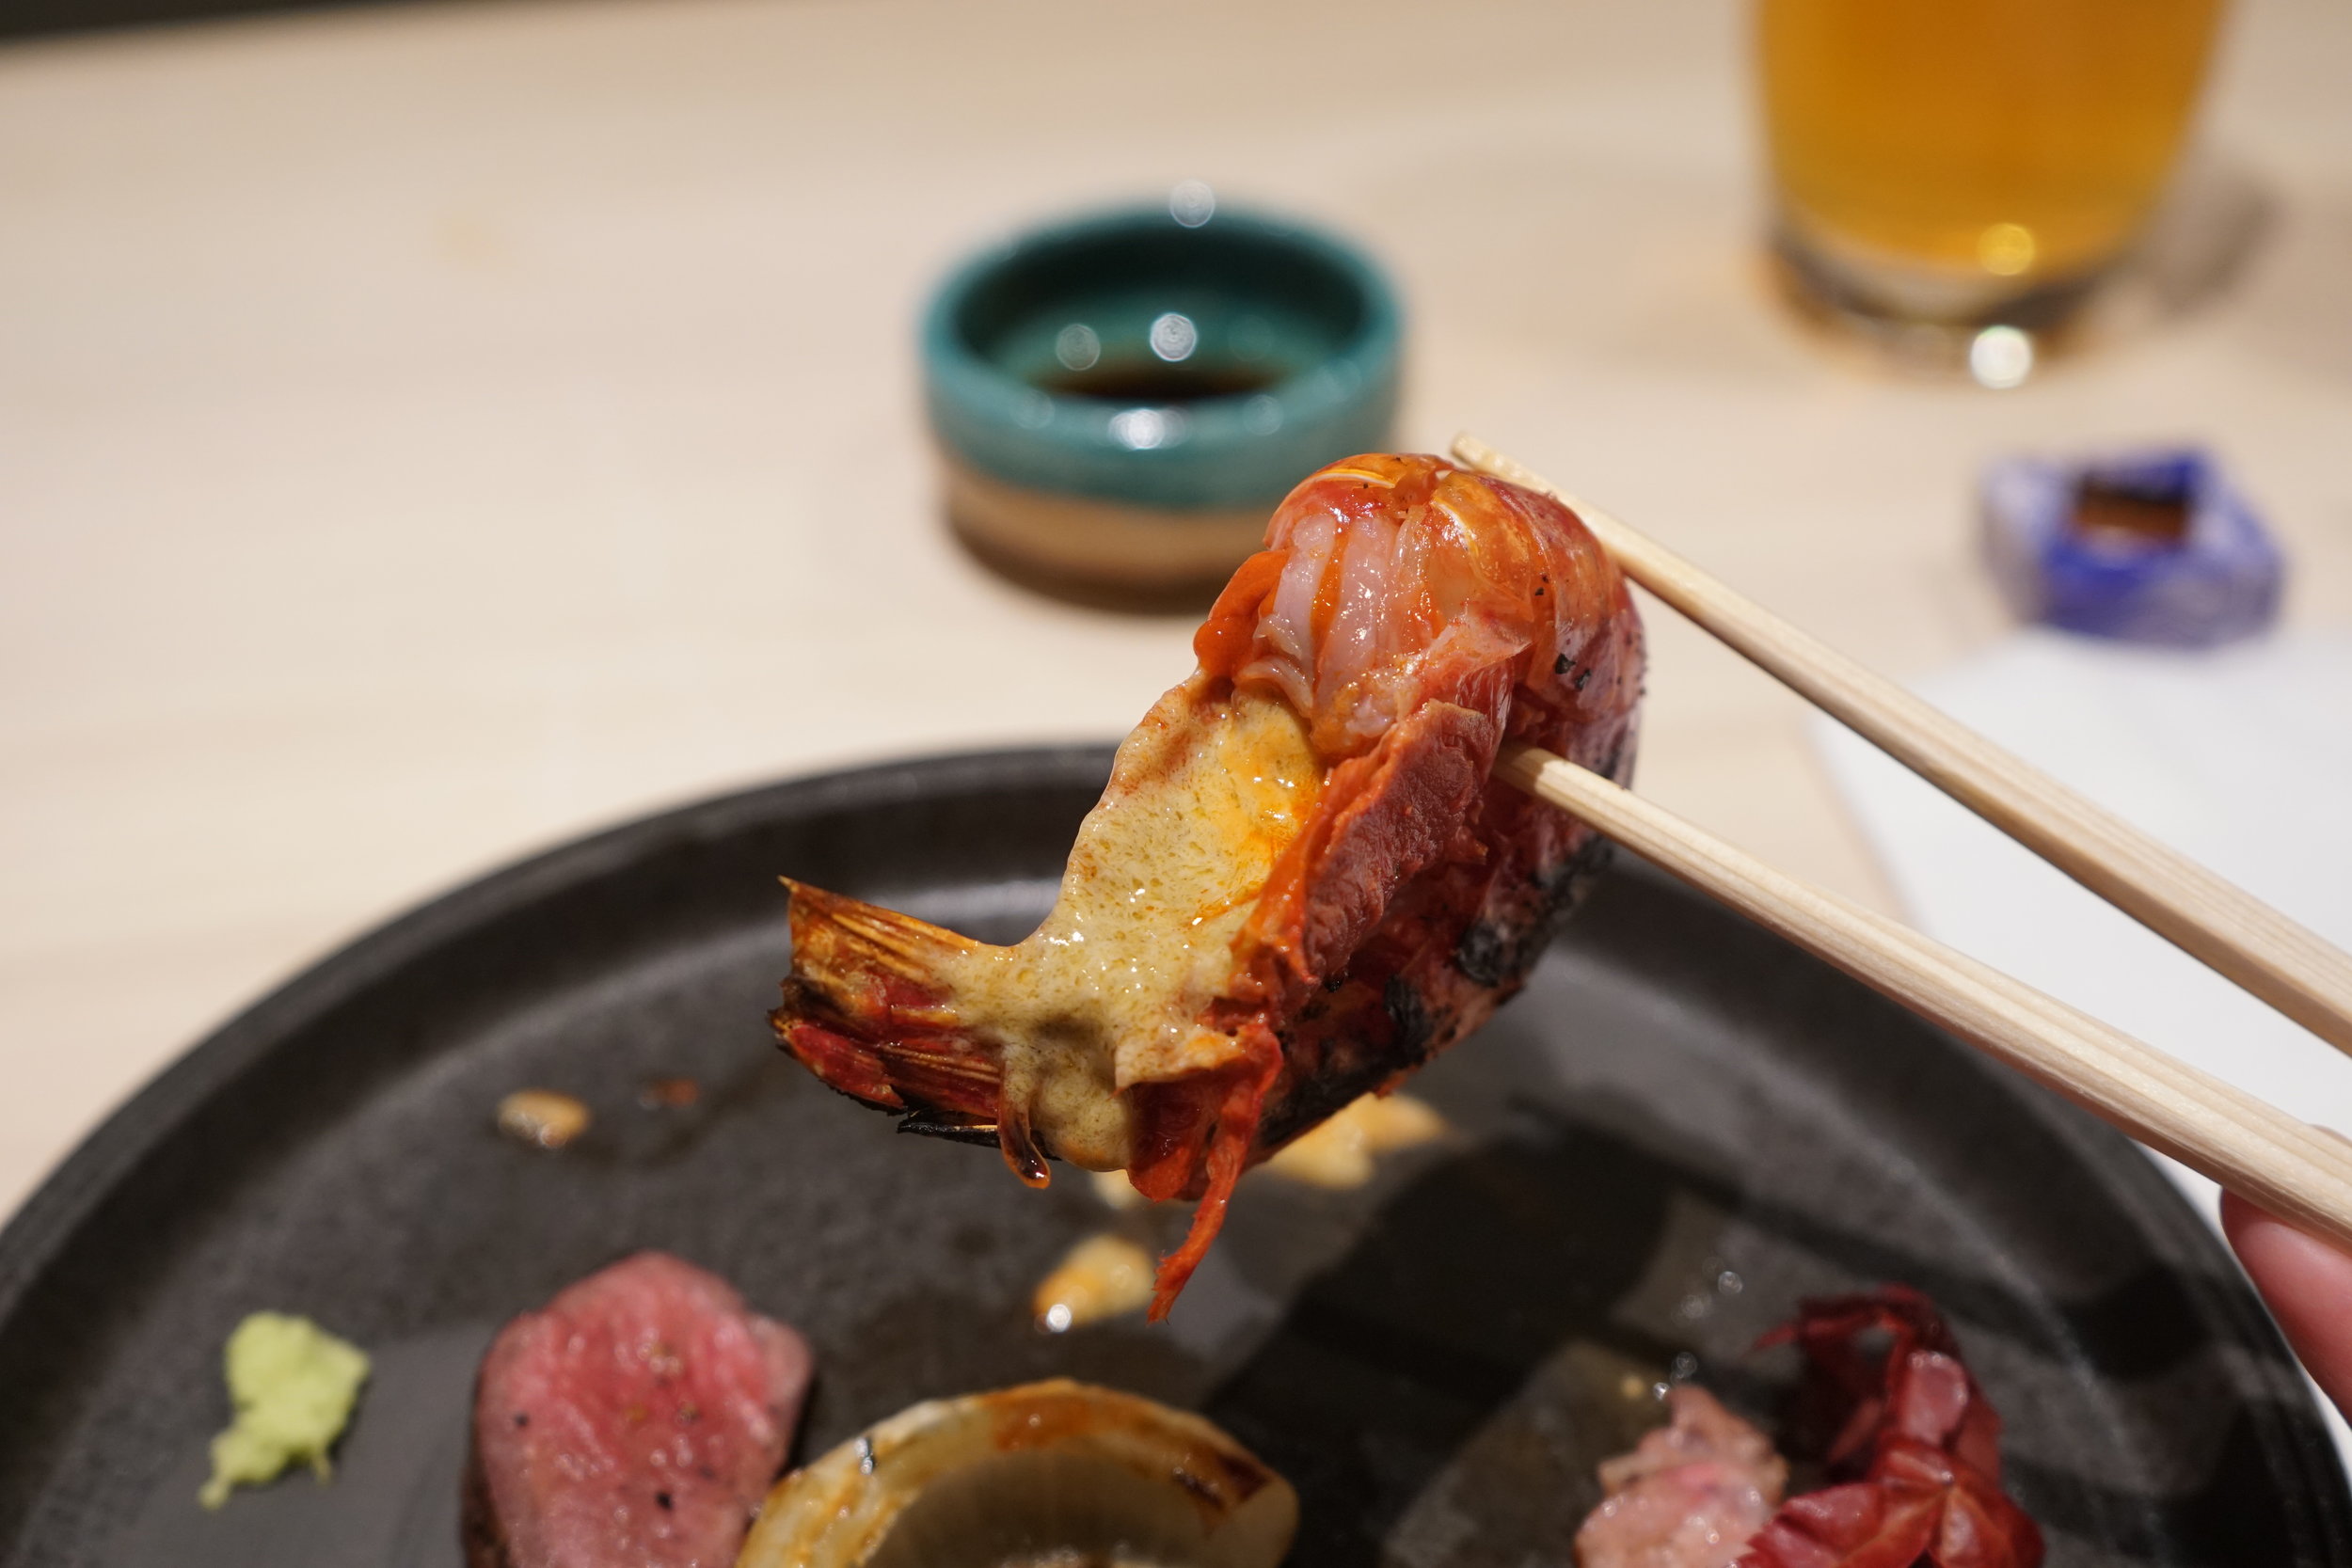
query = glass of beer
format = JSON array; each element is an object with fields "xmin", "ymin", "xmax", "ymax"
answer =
[{"xmin": 1757, "ymin": 0, "xmax": 2228, "ymax": 372}]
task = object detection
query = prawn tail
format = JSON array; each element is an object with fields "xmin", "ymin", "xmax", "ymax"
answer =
[{"xmin": 771, "ymin": 879, "xmax": 1003, "ymax": 1127}]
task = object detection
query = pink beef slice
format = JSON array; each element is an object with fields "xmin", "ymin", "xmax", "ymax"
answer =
[
  {"xmin": 1575, "ymin": 1386, "xmax": 1788, "ymax": 1568},
  {"xmin": 464, "ymin": 1252, "xmax": 813, "ymax": 1568}
]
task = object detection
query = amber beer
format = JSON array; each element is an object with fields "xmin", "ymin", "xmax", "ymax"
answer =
[{"xmin": 1759, "ymin": 0, "xmax": 2226, "ymax": 321}]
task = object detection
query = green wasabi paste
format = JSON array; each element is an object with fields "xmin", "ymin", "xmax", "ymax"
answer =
[{"xmin": 199, "ymin": 1311, "xmax": 371, "ymax": 1509}]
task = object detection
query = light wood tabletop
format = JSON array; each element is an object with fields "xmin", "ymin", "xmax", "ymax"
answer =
[{"xmin": 2, "ymin": 0, "xmax": 2348, "ymax": 1222}]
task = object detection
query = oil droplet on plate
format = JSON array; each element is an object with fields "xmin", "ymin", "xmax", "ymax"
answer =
[
  {"xmin": 497, "ymin": 1089, "xmax": 591, "ymax": 1149},
  {"xmin": 1261, "ymin": 1092, "xmax": 1447, "ymax": 1189},
  {"xmin": 1033, "ymin": 1234, "xmax": 1155, "ymax": 1332}
]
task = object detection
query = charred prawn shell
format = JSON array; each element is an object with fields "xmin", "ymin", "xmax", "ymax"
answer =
[{"xmin": 1739, "ymin": 1288, "xmax": 2043, "ymax": 1568}]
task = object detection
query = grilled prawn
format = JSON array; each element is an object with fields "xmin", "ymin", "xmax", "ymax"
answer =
[
  {"xmin": 773, "ymin": 453, "xmax": 1644, "ymax": 1314},
  {"xmin": 1738, "ymin": 1290, "xmax": 2044, "ymax": 1568}
]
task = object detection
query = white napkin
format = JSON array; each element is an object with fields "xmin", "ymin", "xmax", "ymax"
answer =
[{"xmin": 1810, "ymin": 627, "xmax": 2352, "ymax": 1466}]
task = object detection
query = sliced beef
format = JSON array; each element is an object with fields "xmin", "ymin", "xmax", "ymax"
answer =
[
  {"xmin": 1576, "ymin": 1386, "xmax": 1788, "ymax": 1568},
  {"xmin": 465, "ymin": 1252, "xmax": 812, "ymax": 1568}
]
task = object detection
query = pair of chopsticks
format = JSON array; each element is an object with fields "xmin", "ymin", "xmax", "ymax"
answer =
[{"xmin": 1452, "ymin": 435, "xmax": 2352, "ymax": 1256}]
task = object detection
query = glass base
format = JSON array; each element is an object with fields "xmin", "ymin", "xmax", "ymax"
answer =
[{"xmin": 1769, "ymin": 218, "xmax": 2109, "ymax": 381}]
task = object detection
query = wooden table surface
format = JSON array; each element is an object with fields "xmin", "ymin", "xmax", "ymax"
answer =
[{"xmin": 2, "ymin": 0, "xmax": 2348, "ymax": 1221}]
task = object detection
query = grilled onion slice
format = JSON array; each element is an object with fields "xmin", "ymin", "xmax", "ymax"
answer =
[{"xmin": 736, "ymin": 1379, "xmax": 1296, "ymax": 1568}]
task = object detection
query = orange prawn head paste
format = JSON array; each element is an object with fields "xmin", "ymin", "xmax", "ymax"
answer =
[{"xmin": 773, "ymin": 453, "xmax": 1643, "ymax": 1314}]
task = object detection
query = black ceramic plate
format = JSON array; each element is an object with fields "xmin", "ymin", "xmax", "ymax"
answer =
[{"xmin": 0, "ymin": 747, "xmax": 2344, "ymax": 1568}]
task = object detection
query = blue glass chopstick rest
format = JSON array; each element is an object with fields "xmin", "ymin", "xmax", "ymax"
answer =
[{"xmin": 1979, "ymin": 449, "xmax": 2282, "ymax": 648}]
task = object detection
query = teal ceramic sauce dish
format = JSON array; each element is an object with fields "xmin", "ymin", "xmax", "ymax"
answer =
[{"xmin": 923, "ymin": 190, "xmax": 1402, "ymax": 602}]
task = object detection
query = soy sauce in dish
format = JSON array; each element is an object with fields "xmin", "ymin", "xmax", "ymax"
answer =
[{"xmin": 1036, "ymin": 359, "xmax": 1280, "ymax": 404}]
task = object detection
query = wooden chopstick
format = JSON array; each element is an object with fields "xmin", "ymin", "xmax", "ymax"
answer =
[
  {"xmin": 1500, "ymin": 743, "xmax": 2352, "ymax": 1254},
  {"xmin": 1454, "ymin": 434, "xmax": 2352, "ymax": 1059}
]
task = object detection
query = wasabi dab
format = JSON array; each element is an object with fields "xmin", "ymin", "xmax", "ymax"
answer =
[{"xmin": 199, "ymin": 1311, "xmax": 371, "ymax": 1509}]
